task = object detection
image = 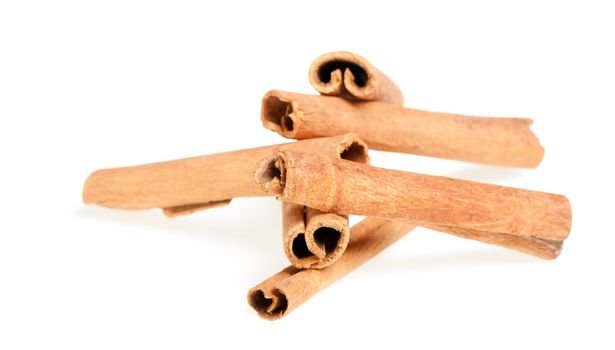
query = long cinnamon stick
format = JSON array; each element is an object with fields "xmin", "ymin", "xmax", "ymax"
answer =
[
  {"xmin": 82, "ymin": 134, "xmax": 368, "ymax": 216},
  {"xmin": 308, "ymin": 51, "xmax": 404, "ymax": 105},
  {"xmin": 261, "ymin": 90, "xmax": 544, "ymax": 168},
  {"xmin": 248, "ymin": 217, "xmax": 415, "ymax": 320},
  {"xmin": 254, "ymin": 151, "xmax": 571, "ymax": 253}
]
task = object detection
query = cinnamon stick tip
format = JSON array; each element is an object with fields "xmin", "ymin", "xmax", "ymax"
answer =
[
  {"xmin": 561, "ymin": 195, "xmax": 573, "ymax": 239},
  {"xmin": 520, "ymin": 118, "xmax": 546, "ymax": 168},
  {"xmin": 254, "ymin": 151, "xmax": 287, "ymax": 196},
  {"xmin": 82, "ymin": 169, "xmax": 106, "ymax": 205},
  {"xmin": 308, "ymin": 51, "xmax": 378, "ymax": 98},
  {"xmin": 287, "ymin": 219, "xmax": 351, "ymax": 269},
  {"xmin": 247, "ymin": 288, "xmax": 288, "ymax": 320},
  {"xmin": 306, "ymin": 221, "xmax": 350, "ymax": 267},
  {"xmin": 261, "ymin": 90, "xmax": 298, "ymax": 138},
  {"xmin": 337, "ymin": 133, "xmax": 370, "ymax": 164},
  {"xmin": 548, "ymin": 241, "xmax": 564, "ymax": 259}
]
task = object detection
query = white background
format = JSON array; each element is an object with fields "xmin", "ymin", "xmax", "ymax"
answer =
[{"xmin": 1, "ymin": 1, "xmax": 614, "ymax": 349}]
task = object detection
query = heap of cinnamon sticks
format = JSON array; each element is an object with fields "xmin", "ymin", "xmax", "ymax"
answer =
[{"xmin": 83, "ymin": 51, "xmax": 572, "ymax": 320}]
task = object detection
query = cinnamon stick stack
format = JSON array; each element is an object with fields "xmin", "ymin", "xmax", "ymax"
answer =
[{"xmin": 82, "ymin": 51, "xmax": 572, "ymax": 320}]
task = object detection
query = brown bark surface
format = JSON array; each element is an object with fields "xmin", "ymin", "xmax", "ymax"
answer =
[
  {"xmin": 280, "ymin": 135, "xmax": 368, "ymax": 269},
  {"xmin": 248, "ymin": 217, "xmax": 415, "ymax": 320},
  {"xmin": 83, "ymin": 134, "xmax": 368, "ymax": 216},
  {"xmin": 255, "ymin": 151, "xmax": 571, "ymax": 257},
  {"xmin": 261, "ymin": 90, "xmax": 544, "ymax": 168},
  {"xmin": 308, "ymin": 51, "xmax": 404, "ymax": 105}
]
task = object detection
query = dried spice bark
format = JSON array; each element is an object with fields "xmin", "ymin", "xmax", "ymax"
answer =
[
  {"xmin": 83, "ymin": 134, "xmax": 367, "ymax": 216},
  {"xmin": 308, "ymin": 51, "xmax": 404, "ymax": 105},
  {"xmin": 261, "ymin": 90, "xmax": 544, "ymax": 168},
  {"xmin": 249, "ymin": 217, "xmax": 415, "ymax": 320},
  {"xmin": 255, "ymin": 150, "xmax": 571, "ymax": 257}
]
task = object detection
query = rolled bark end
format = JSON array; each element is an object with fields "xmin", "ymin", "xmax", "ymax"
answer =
[
  {"xmin": 309, "ymin": 51, "xmax": 403, "ymax": 105},
  {"xmin": 304, "ymin": 213, "xmax": 350, "ymax": 268},
  {"xmin": 286, "ymin": 231, "xmax": 324, "ymax": 269},
  {"xmin": 309, "ymin": 51, "xmax": 376, "ymax": 100},
  {"xmin": 254, "ymin": 153, "xmax": 286, "ymax": 196},
  {"xmin": 283, "ymin": 204, "xmax": 351, "ymax": 269},
  {"xmin": 256, "ymin": 151, "xmax": 337, "ymax": 211},
  {"xmin": 247, "ymin": 288, "xmax": 288, "ymax": 321},
  {"xmin": 336, "ymin": 133, "xmax": 370, "ymax": 164},
  {"xmin": 288, "ymin": 217, "xmax": 350, "ymax": 269},
  {"xmin": 260, "ymin": 91, "xmax": 299, "ymax": 139}
]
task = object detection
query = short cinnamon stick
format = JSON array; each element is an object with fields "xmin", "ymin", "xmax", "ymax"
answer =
[
  {"xmin": 261, "ymin": 90, "xmax": 544, "ymax": 168},
  {"xmin": 82, "ymin": 134, "xmax": 368, "ymax": 216},
  {"xmin": 248, "ymin": 217, "xmax": 415, "ymax": 320},
  {"xmin": 254, "ymin": 151, "xmax": 571, "ymax": 255},
  {"xmin": 308, "ymin": 51, "xmax": 404, "ymax": 105}
]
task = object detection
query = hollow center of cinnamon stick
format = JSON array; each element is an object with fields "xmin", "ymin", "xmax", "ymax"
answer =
[
  {"xmin": 283, "ymin": 115, "xmax": 294, "ymax": 131},
  {"xmin": 340, "ymin": 141, "xmax": 368, "ymax": 163},
  {"xmin": 292, "ymin": 233, "xmax": 313, "ymax": 259},
  {"xmin": 255, "ymin": 154, "xmax": 287, "ymax": 195},
  {"xmin": 262, "ymin": 95, "xmax": 295, "ymax": 133},
  {"xmin": 313, "ymin": 227, "xmax": 342, "ymax": 255},
  {"xmin": 318, "ymin": 61, "xmax": 368, "ymax": 87},
  {"xmin": 248, "ymin": 289, "xmax": 288, "ymax": 319}
]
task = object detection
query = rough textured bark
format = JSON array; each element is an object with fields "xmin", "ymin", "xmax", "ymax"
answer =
[
  {"xmin": 83, "ymin": 134, "xmax": 368, "ymax": 216},
  {"xmin": 280, "ymin": 135, "xmax": 369, "ymax": 269},
  {"xmin": 261, "ymin": 90, "xmax": 544, "ymax": 168},
  {"xmin": 254, "ymin": 151, "xmax": 571, "ymax": 256},
  {"xmin": 248, "ymin": 217, "xmax": 415, "ymax": 320},
  {"xmin": 308, "ymin": 51, "xmax": 404, "ymax": 105}
]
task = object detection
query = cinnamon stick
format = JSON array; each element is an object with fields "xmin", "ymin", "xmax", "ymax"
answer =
[
  {"xmin": 308, "ymin": 51, "xmax": 404, "ymax": 105},
  {"xmin": 261, "ymin": 90, "xmax": 544, "ymax": 168},
  {"xmin": 248, "ymin": 217, "xmax": 415, "ymax": 320},
  {"xmin": 82, "ymin": 134, "xmax": 368, "ymax": 216},
  {"xmin": 254, "ymin": 150, "xmax": 571, "ymax": 257}
]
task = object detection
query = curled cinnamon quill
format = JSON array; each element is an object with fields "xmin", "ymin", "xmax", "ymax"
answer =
[
  {"xmin": 248, "ymin": 217, "xmax": 415, "ymax": 320},
  {"xmin": 308, "ymin": 51, "xmax": 404, "ymax": 105},
  {"xmin": 255, "ymin": 150, "xmax": 571, "ymax": 258},
  {"xmin": 82, "ymin": 134, "xmax": 367, "ymax": 217},
  {"xmin": 261, "ymin": 90, "xmax": 544, "ymax": 168}
]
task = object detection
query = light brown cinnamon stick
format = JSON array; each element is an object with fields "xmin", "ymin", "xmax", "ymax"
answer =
[
  {"xmin": 82, "ymin": 134, "xmax": 368, "ymax": 217},
  {"xmin": 248, "ymin": 217, "xmax": 415, "ymax": 320},
  {"xmin": 254, "ymin": 150, "xmax": 571, "ymax": 255},
  {"xmin": 261, "ymin": 90, "xmax": 544, "ymax": 168},
  {"xmin": 308, "ymin": 51, "xmax": 404, "ymax": 105}
]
